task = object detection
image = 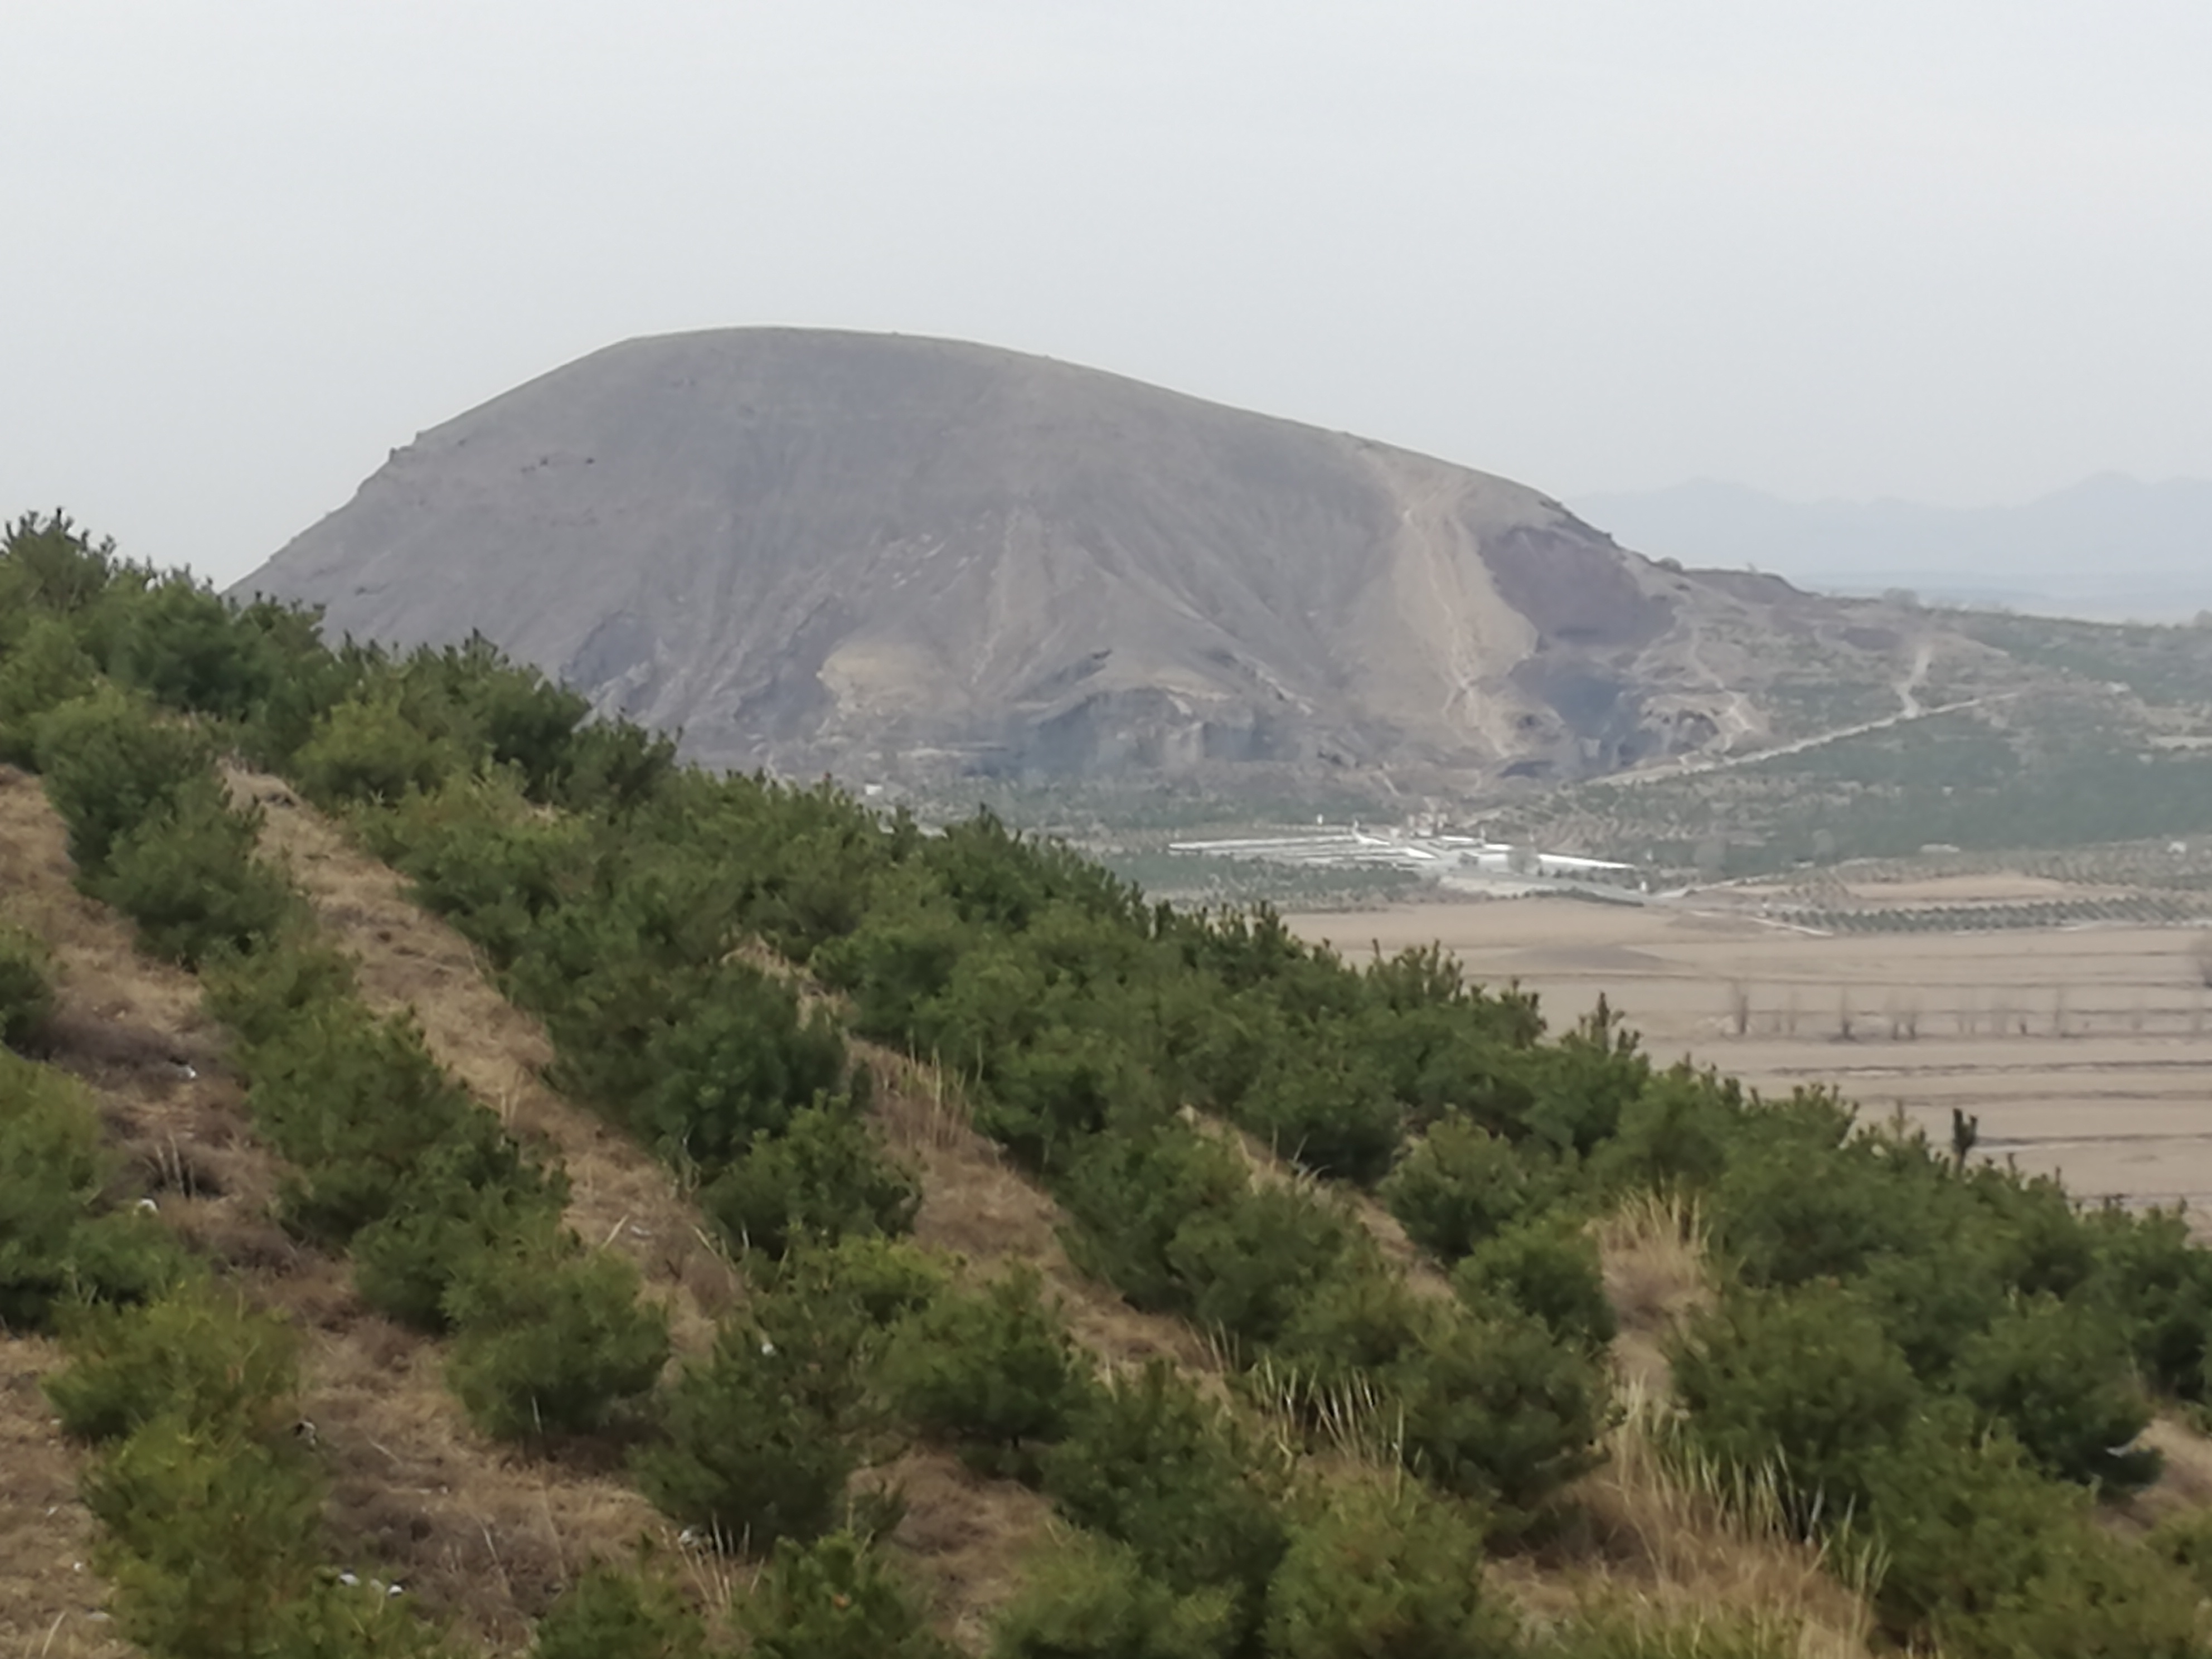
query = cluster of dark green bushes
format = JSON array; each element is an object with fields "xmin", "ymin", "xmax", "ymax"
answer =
[
  {"xmin": 50, "ymin": 1276, "xmax": 460, "ymax": 1657},
  {"xmin": 1, "ymin": 575, "xmax": 673, "ymax": 1447},
  {"xmin": 1593, "ymin": 1072, "xmax": 2212, "ymax": 1653},
  {"xmin": 210, "ymin": 935, "xmax": 671, "ymax": 1439},
  {"xmin": 19, "ymin": 510, "xmax": 2212, "ymax": 1653},
  {"xmin": 0, "ymin": 1036, "xmax": 447, "ymax": 1655},
  {"xmin": 0, "ymin": 1049, "xmax": 182, "ymax": 1334},
  {"xmin": 0, "ymin": 921, "xmax": 56, "ymax": 1056}
]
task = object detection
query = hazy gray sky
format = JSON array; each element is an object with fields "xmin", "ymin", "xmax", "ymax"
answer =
[{"xmin": 7, "ymin": 1, "xmax": 2210, "ymax": 587}]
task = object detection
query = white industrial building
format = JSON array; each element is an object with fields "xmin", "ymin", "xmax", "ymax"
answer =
[{"xmin": 1166, "ymin": 828, "xmax": 1638, "ymax": 887}]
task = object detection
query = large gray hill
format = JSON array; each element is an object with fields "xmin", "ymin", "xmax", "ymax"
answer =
[{"xmin": 236, "ymin": 328, "xmax": 1936, "ymax": 788}]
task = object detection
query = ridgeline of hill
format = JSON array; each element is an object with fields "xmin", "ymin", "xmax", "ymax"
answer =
[
  {"xmin": 18, "ymin": 511, "xmax": 2212, "ymax": 1657},
  {"xmin": 232, "ymin": 327, "xmax": 1983, "ymax": 794}
]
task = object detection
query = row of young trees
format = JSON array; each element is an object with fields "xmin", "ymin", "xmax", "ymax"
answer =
[
  {"xmin": 0, "ymin": 1022, "xmax": 452, "ymax": 1654},
  {"xmin": 13, "ymin": 508, "xmax": 2212, "ymax": 1653}
]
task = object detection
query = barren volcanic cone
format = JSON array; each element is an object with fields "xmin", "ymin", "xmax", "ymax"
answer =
[{"xmin": 235, "ymin": 328, "xmax": 1841, "ymax": 785}]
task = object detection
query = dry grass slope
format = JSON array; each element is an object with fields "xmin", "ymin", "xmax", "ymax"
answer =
[
  {"xmin": 226, "ymin": 770, "xmax": 1241, "ymax": 1648},
  {"xmin": 0, "ymin": 1337, "xmax": 131, "ymax": 1659},
  {"xmin": 2, "ymin": 766, "xmax": 683, "ymax": 1650},
  {"xmin": 225, "ymin": 765, "xmax": 737, "ymax": 1355}
]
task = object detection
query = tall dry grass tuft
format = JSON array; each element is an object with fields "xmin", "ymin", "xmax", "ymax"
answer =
[
  {"xmin": 1236, "ymin": 1350, "xmax": 1407, "ymax": 1479},
  {"xmin": 1549, "ymin": 1190, "xmax": 1884, "ymax": 1657},
  {"xmin": 1559, "ymin": 1381, "xmax": 1883, "ymax": 1659},
  {"xmin": 1594, "ymin": 1188, "xmax": 1714, "ymax": 1400},
  {"xmin": 866, "ymin": 1049, "xmax": 978, "ymax": 1154}
]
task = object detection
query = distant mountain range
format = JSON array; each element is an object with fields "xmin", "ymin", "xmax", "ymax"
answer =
[{"xmin": 1572, "ymin": 476, "xmax": 2212, "ymax": 621}]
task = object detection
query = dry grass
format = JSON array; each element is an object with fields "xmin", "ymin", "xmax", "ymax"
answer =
[
  {"xmin": 0, "ymin": 1337, "xmax": 131, "ymax": 1659},
  {"xmin": 871, "ymin": 1449, "xmax": 1059, "ymax": 1651},
  {"xmin": 1508, "ymin": 1384, "xmax": 1880, "ymax": 1659},
  {"xmin": 1595, "ymin": 1189, "xmax": 1715, "ymax": 1399},
  {"xmin": 864, "ymin": 1046, "xmax": 1221, "ymax": 1380},
  {"xmin": 1487, "ymin": 1187, "xmax": 1884, "ymax": 1655},
  {"xmin": 2107, "ymin": 1414, "xmax": 2212, "ymax": 1540},
  {"xmin": 226, "ymin": 765, "xmax": 737, "ymax": 1355},
  {"xmin": 226, "ymin": 778, "xmax": 1125, "ymax": 1646},
  {"xmin": 2, "ymin": 766, "xmax": 694, "ymax": 1650}
]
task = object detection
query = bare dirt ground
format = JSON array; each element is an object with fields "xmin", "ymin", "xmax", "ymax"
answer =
[{"xmin": 1287, "ymin": 896, "xmax": 2212, "ymax": 1213}]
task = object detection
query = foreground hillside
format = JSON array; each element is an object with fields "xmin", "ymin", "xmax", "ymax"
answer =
[
  {"xmin": 232, "ymin": 327, "xmax": 1958, "ymax": 791},
  {"xmin": 13, "ymin": 510, "xmax": 2212, "ymax": 1656}
]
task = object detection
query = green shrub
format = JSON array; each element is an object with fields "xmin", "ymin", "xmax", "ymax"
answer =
[
  {"xmin": 1589, "ymin": 1067, "xmax": 1747, "ymax": 1195},
  {"xmin": 700, "ymin": 1103, "xmax": 920, "ymax": 1259},
  {"xmin": 640, "ymin": 971, "xmax": 849, "ymax": 1165},
  {"xmin": 1269, "ymin": 1263, "xmax": 1431, "ymax": 1390},
  {"xmin": 531, "ymin": 1563, "xmax": 705, "ymax": 1659},
  {"xmin": 1263, "ymin": 1483, "xmax": 1512, "ymax": 1659},
  {"xmin": 91, "ymin": 775, "xmax": 299, "ymax": 967},
  {"xmin": 550, "ymin": 716, "xmax": 677, "ymax": 814},
  {"xmin": 1671, "ymin": 1282, "xmax": 1921, "ymax": 1528},
  {"xmin": 0, "ymin": 511, "xmax": 117, "ymax": 616},
  {"xmin": 226, "ymin": 600, "xmax": 375, "ymax": 772},
  {"xmin": 33, "ymin": 684, "xmax": 211, "ymax": 871},
  {"xmin": 48, "ymin": 1280, "xmax": 300, "ymax": 1445},
  {"xmin": 0, "ymin": 615, "xmax": 98, "ymax": 765},
  {"xmin": 1166, "ymin": 1185, "xmax": 1366, "ymax": 1352},
  {"xmin": 1851, "ymin": 1245, "xmax": 2011, "ymax": 1379},
  {"xmin": 1452, "ymin": 1215, "xmax": 1617, "ymax": 1355},
  {"xmin": 350, "ymin": 1147, "xmax": 570, "ymax": 1332},
  {"xmin": 2083, "ymin": 1202, "xmax": 2212, "ymax": 1400},
  {"xmin": 200, "ymin": 928, "xmax": 360, "ymax": 1051},
  {"xmin": 1949, "ymin": 1294, "xmax": 2157, "ymax": 1492},
  {"xmin": 85, "ymin": 1414, "xmax": 331, "ymax": 1659},
  {"xmin": 2148, "ymin": 1502, "xmax": 2212, "ymax": 1597},
  {"xmin": 1938, "ymin": 1543, "xmax": 2204, "ymax": 1659},
  {"xmin": 443, "ymin": 1239, "xmax": 669, "ymax": 1440},
  {"xmin": 1040, "ymin": 1362, "xmax": 1288, "ymax": 1636},
  {"xmin": 1513, "ymin": 998, "xmax": 1650, "ymax": 1154},
  {"xmin": 1541, "ymin": 1608, "xmax": 1798, "ymax": 1657},
  {"xmin": 886, "ymin": 1265, "xmax": 1093, "ymax": 1479},
  {"xmin": 784, "ymin": 1234, "xmax": 947, "ymax": 1329},
  {"xmin": 409, "ymin": 639, "xmax": 590, "ymax": 802},
  {"xmin": 363, "ymin": 773, "xmax": 591, "ymax": 970},
  {"xmin": 0, "ymin": 924, "xmax": 55, "ymax": 1051},
  {"xmin": 1056, "ymin": 1124, "xmax": 1250, "ymax": 1314},
  {"xmin": 271, "ymin": 1576, "xmax": 464, "ymax": 1658},
  {"xmin": 1381, "ymin": 1115, "xmax": 1544, "ymax": 1263},
  {"xmin": 105, "ymin": 572, "xmax": 280, "ymax": 722},
  {"xmin": 0, "ymin": 1052, "xmax": 182, "ymax": 1327},
  {"xmin": 240, "ymin": 1003, "xmax": 506, "ymax": 1243},
  {"xmin": 633, "ymin": 1314, "xmax": 867, "ymax": 1551},
  {"xmin": 740, "ymin": 1532, "xmax": 954, "ymax": 1659},
  {"xmin": 1391, "ymin": 1300, "xmax": 1609, "ymax": 1524},
  {"xmin": 1235, "ymin": 1054, "xmax": 1404, "ymax": 1185},
  {"xmin": 293, "ymin": 691, "xmax": 465, "ymax": 806},
  {"xmin": 978, "ymin": 1022, "xmax": 1155, "ymax": 1173},
  {"xmin": 1859, "ymin": 1417, "xmax": 2200, "ymax": 1655},
  {"xmin": 991, "ymin": 1530, "xmax": 1236, "ymax": 1659},
  {"xmin": 1713, "ymin": 1132, "xmax": 1934, "ymax": 1290}
]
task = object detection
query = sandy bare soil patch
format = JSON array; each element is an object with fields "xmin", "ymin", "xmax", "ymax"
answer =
[{"xmin": 1288, "ymin": 896, "xmax": 2212, "ymax": 1212}]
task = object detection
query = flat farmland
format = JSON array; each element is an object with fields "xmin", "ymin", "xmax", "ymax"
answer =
[{"xmin": 1285, "ymin": 897, "xmax": 2212, "ymax": 1211}]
